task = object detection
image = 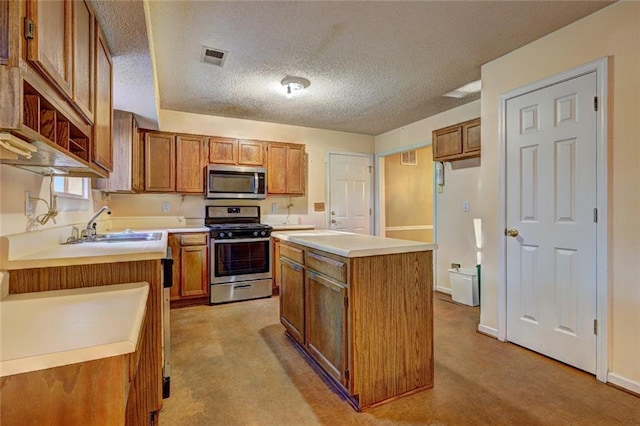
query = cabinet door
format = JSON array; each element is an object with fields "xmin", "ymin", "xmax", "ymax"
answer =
[
  {"xmin": 238, "ymin": 140, "xmax": 263, "ymax": 165},
  {"xmin": 305, "ymin": 270, "xmax": 348, "ymax": 387},
  {"xmin": 93, "ymin": 27, "xmax": 112, "ymax": 171},
  {"xmin": 432, "ymin": 125, "xmax": 462, "ymax": 161},
  {"xmin": 180, "ymin": 246, "xmax": 208, "ymax": 298},
  {"xmin": 26, "ymin": 0, "xmax": 73, "ymax": 97},
  {"xmin": 131, "ymin": 117, "xmax": 143, "ymax": 192},
  {"xmin": 144, "ymin": 133, "xmax": 175, "ymax": 192},
  {"xmin": 286, "ymin": 145, "xmax": 305, "ymax": 195},
  {"xmin": 176, "ymin": 135, "xmax": 205, "ymax": 193},
  {"xmin": 280, "ymin": 257, "xmax": 305, "ymax": 344},
  {"xmin": 72, "ymin": 0, "xmax": 94, "ymax": 121},
  {"xmin": 168, "ymin": 234, "xmax": 181, "ymax": 301},
  {"xmin": 267, "ymin": 143, "xmax": 287, "ymax": 194},
  {"xmin": 208, "ymin": 137, "xmax": 237, "ymax": 164},
  {"xmin": 463, "ymin": 118, "xmax": 481, "ymax": 153}
]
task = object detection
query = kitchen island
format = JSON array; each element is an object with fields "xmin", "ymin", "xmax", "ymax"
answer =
[{"xmin": 271, "ymin": 230, "xmax": 436, "ymax": 411}]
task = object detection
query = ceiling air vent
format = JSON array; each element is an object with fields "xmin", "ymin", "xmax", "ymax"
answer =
[
  {"xmin": 401, "ymin": 150, "xmax": 417, "ymax": 166},
  {"xmin": 201, "ymin": 46, "xmax": 228, "ymax": 67}
]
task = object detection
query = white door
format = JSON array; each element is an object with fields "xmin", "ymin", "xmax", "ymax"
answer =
[
  {"xmin": 327, "ymin": 153, "xmax": 372, "ymax": 234},
  {"xmin": 506, "ymin": 72, "xmax": 597, "ymax": 373}
]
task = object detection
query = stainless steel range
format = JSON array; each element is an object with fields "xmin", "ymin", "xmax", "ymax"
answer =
[{"xmin": 205, "ymin": 206, "xmax": 273, "ymax": 304}]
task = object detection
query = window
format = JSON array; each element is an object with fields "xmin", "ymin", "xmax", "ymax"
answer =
[
  {"xmin": 53, "ymin": 177, "xmax": 89, "ymax": 199},
  {"xmin": 53, "ymin": 177, "xmax": 90, "ymax": 212}
]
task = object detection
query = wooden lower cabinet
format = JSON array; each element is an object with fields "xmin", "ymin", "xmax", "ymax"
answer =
[
  {"xmin": 169, "ymin": 233, "xmax": 209, "ymax": 306},
  {"xmin": 278, "ymin": 240, "xmax": 434, "ymax": 411},
  {"xmin": 305, "ymin": 270, "xmax": 348, "ymax": 386},
  {"xmin": 279, "ymin": 253, "xmax": 305, "ymax": 344}
]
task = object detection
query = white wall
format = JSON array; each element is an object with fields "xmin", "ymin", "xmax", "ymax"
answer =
[
  {"xmin": 375, "ymin": 100, "xmax": 481, "ymax": 292},
  {"xmin": 105, "ymin": 109, "xmax": 374, "ymax": 228},
  {"xmin": 480, "ymin": 1, "xmax": 640, "ymax": 390}
]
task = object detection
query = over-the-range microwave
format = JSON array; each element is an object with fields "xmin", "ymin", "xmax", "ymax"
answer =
[{"xmin": 206, "ymin": 165, "xmax": 267, "ymax": 199}]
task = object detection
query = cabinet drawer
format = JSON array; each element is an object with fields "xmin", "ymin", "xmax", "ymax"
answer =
[
  {"xmin": 280, "ymin": 243, "xmax": 304, "ymax": 264},
  {"xmin": 306, "ymin": 251, "xmax": 347, "ymax": 283},
  {"xmin": 180, "ymin": 233, "xmax": 208, "ymax": 246}
]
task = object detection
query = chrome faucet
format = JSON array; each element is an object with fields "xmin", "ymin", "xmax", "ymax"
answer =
[{"xmin": 82, "ymin": 206, "xmax": 111, "ymax": 238}]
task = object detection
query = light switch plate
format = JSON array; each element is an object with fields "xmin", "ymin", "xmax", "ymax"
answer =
[
  {"xmin": 162, "ymin": 202, "xmax": 170, "ymax": 213},
  {"xmin": 25, "ymin": 191, "xmax": 33, "ymax": 216},
  {"xmin": 271, "ymin": 203, "xmax": 278, "ymax": 213},
  {"xmin": 462, "ymin": 201, "xmax": 470, "ymax": 212}
]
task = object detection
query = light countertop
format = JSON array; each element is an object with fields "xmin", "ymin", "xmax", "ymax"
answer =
[
  {"xmin": 0, "ymin": 280, "xmax": 149, "ymax": 377},
  {"xmin": 271, "ymin": 224, "xmax": 315, "ymax": 231},
  {"xmin": 271, "ymin": 230, "xmax": 436, "ymax": 258},
  {"xmin": 0, "ymin": 230, "xmax": 169, "ymax": 270}
]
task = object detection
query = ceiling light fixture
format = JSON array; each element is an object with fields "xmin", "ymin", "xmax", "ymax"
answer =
[
  {"xmin": 443, "ymin": 79, "xmax": 482, "ymax": 98},
  {"xmin": 281, "ymin": 76, "xmax": 310, "ymax": 99}
]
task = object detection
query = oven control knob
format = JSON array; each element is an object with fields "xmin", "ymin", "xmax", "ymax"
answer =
[
  {"xmin": 260, "ymin": 230, "xmax": 267, "ymax": 236},
  {"xmin": 253, "ymin": 231, "xmax": 259, "ymax": 237},
  {"xmin": 228, "ymin": 232, "xmax": 233, "ymax": 238},
  {"xmin": 219, "ymin": 232, "xmax": 225, "ymax": 238}
]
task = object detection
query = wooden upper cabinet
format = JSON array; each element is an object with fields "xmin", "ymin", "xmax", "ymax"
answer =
[
  {"xmin": 463, "ymin": 118, "xmax": 481, "ymax": 153},
  {"xmin": 209, "ymin": 137, "xmax": 264, "ymax": 166},
  {"xmin": 92, "ymin": 26, "xmax": 112, "ymax": 171},
  {"xmin": 267, "ymin": 142, "xmax": 306, "ymax": 195},
  {"xmin": 144, "ymin": 132, "xmax": 175, "ymax": 192},
  {"xmin": 26, "ymin": 0, "xmax": 73, "ymax": 97},
  {"xmin": 432, "ymin": 117, "xmax": 481, "ymax": 162},
  {"xmin": 0, "ymin": 1, "xmax": 9, "ymax": 65},
  {"xmin": 176, "ymin": 135, "xmax": 206, "ymax": 193},
  {"xmin": 95, "ymin": 110, "xmax": 141, "ymax": 192},
  {"xmin": 208, "ymin": 137, "xmax": 237, "ymax": 164},
  {"xmin": 238, "ymin": 140, "xmax": 263, "ymax": 165},
  {"xmin": 72, "ymin": 0, "xmax": 94, "ymax": 122}
]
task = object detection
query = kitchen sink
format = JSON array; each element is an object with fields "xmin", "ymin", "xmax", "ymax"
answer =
[{"xmin": 63, "ymin": 232, "xmax": 163, "ymax": 244}]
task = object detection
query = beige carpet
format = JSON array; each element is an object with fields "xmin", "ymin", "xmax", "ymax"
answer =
[{"xmin": 160, "ymin": 295, "xmax": 640, "ymax": 425}]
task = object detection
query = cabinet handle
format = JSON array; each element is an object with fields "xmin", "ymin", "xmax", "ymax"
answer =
[{"xmin": 281, "ymin": 258, "xmax": 303, "ymax": 271}]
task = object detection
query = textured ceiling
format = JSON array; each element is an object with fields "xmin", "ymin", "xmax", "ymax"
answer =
[{"xmin": 92, "ymin": 0, "xmax": 613, "ymax": 136}]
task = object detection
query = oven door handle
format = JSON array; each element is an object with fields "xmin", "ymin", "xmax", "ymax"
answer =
[{"xmin": 213, "ymin": 237, "xmax": 271, "ymax": 244}]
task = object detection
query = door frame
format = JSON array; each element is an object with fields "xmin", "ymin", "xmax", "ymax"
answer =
[
  {"xmin": 496, "ymin": 57, "xmax": 609, "ymax": 382},
  {"xmin": 325, "ymin": 151, "xmax": 375, "ymax": 233}
]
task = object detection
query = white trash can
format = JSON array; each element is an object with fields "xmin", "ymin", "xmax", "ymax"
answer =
[{"xmin": 448, "ymin": 268, "xmax": 479, "ymax": 306}]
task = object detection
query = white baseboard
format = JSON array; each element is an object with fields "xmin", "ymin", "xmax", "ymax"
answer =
[
  {"xmin": 477, "ymin": 323, "xmax": 498, "ymax": 338},
  {"xmin": 435, "ymin": 286, "xmax": 451, "ymax": 295},
  {"xmin": 608, "ymin": 372, "xmax": 640, "ymax": 395}
]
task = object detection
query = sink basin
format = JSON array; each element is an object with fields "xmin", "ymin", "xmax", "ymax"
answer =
[{"xmin": 63, "ymin": 232, "xmax": 163, "ymax": 244}]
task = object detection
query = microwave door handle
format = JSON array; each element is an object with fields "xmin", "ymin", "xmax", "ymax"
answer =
[{"xmin": 254, "ymin": 172, "xmax": 259, "ymax": 194}]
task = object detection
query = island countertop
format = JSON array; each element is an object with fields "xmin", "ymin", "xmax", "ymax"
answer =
[
  {"xmin": 0, "ymin": 279, "xmax": 149, "ymax": 377},
  {"xmin": 271, "ymin": 230, "xmax": 436, "ymax": 258}
]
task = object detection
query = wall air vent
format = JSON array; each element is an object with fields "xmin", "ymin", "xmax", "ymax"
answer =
[
  {"xmin": 201, "ymin": 46, "xmax": 228, "ymax": 67},
  {"xmin": 401, "ymin": 150, "xmax": 417, "ymax": 166}
]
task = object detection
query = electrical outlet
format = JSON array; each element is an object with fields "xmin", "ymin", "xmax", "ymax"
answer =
[
  {"xmin": 162, "ymin": 202, "xmax": 170, "ymax": 213},
  {"xmin": 271, "ymin": 203, "xmax": 278, "ymax": 213},
  {"xmin": 25, "ymin": 191, "xmax": 34, "ymax": 216},
  {"xmin": 462, "ymin": 201, "xmax": 470, "ymax": 212}
]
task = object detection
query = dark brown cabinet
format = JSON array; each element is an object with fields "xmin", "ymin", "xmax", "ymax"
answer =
[{"xmin": 432, "ymin": 117, "xmax": 481, "ymax": 161}]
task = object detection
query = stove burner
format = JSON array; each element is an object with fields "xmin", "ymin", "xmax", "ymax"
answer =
[{"xmin": 205, "ymin": 206, "xmax": 272, "ymax": 239}]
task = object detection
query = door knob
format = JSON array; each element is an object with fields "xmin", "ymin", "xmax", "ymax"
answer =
[
  {"xmin": 505, "ymin": 228, "xmax": 519, "ymax": 237},
  {"xmin": 331, "ymin": 219, "xmax": 337, "ymax": 224},
  {"xmin": 331, "ymin": 211, "xmax": 336, "ymax": 215}
]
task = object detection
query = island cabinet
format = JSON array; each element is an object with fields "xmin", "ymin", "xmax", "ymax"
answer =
[
  {"xmin": 169, "ymin": 232, "xmax": 209, "ymax": 307},
  {"xmin": 432, "ymin": 117, "xmax": 481, "ymax": 162},
  {"xmin": 5, "ymin": 260, "xmax": 165, "ymax": 425},
  {"xmin": 208, "ymin": 137, "xmax": 264, "ymax": 166},
  {"xmin": 278, "ymin": 240, "xmax": 434, "ymax": 410}
]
